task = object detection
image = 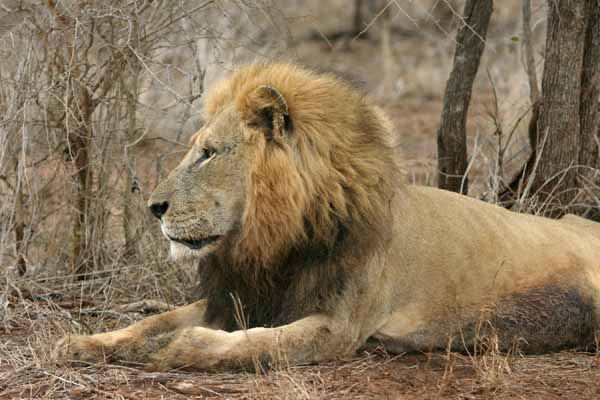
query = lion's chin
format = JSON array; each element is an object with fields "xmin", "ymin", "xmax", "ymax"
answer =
[{"xmin": 168, "ymin": 241, "xmax": 217, "ymax": 262}]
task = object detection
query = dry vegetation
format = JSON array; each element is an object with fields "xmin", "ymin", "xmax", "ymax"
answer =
[{"xmin": 1, "ymin": 0, "xmax": 600, "ymax": 398}]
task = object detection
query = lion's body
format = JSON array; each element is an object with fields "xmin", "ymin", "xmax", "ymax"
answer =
[
  {"xmin": 58, "ymin": 63, "xmax": 600, "ymax": 371},
  {"xmin": 374, "ymin": 186, "xmax": 600, "ymax": 353}
]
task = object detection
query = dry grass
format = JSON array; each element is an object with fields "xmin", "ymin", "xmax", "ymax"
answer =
[{"xmin": 3, "ymin": 286, "xmax": 600, "ymax": 400}]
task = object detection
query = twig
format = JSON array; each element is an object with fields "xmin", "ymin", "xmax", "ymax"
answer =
[
  {"xmin": 113, "ymin": 300, "xmax": 175, "ymax": 314},
  {"xmin": 522, "ymin": 0, "xmax": 540, "ymax": 105}
]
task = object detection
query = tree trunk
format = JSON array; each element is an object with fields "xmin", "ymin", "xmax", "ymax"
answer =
[
  {"xmin": 352, "ymin": 0, "xmax": 364, "ymax": 36},
  {"xmin": 530, "ymin": 0, "xmax": 588, "ymax": 214},
  {"xmin": 122, "ymin": 24, "xmax": 142, "ymax": 259},
  {"xmin": 579, "ymin": 0, "xmax": 600, "ymax": 172},
  {"xmin": 71, "ymin": 90, "xmax": 94, "ymax": 277},
  {"xmin": 437, "ymin": 0, "xmax": 493, "ymax": 194},
  {"xmin": 14, "ymin": 160, "xmax": 27, "ymax": 276}
]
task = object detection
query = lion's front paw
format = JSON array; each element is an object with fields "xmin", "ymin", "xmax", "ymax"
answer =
[{"xmin": 54, "ymin": 335, "xmax": 110, "ymax": 366}]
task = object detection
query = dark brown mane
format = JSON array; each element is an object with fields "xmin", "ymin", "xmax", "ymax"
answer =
[{"xmin": 195, "ymin": 63, "xmax": 401, "ymax": 330}]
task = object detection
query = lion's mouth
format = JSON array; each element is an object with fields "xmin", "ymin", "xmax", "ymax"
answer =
[{"xmin": 168, "ymin": 235, "xmax": 221, "ymax": 250}]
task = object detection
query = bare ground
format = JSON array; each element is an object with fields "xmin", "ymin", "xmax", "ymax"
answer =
[{"xmin": 2, "ymin": 270, "xmax": 600, "ymax": 400}]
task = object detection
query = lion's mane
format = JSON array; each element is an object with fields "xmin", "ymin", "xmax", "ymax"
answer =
[{"xmin": 195, "ymin": 64, "xmax": 402, "ymax": 330}]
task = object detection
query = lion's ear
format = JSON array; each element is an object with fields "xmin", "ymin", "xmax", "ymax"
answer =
[{"xmin": 245, "ymin": 85, "xmax": 292, "ymax": 141}]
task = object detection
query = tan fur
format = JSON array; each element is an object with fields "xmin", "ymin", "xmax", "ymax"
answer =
[
  {"xmin": 209, "ymin": 63, "xmax": 397, "ymax": 268},
  {"xmin": 56, "ymin": 63, "xmax": 600, "ymax": 371}
]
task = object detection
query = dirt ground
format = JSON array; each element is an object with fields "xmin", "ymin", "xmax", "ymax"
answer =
[{"xmin": 3, "ymin": 293, "xmax": 600, "ymax": 400}]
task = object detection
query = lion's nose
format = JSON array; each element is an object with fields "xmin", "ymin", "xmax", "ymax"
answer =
[{"xmin": 149, "ymin": 201, "xmax": 169, "ymax": 219}]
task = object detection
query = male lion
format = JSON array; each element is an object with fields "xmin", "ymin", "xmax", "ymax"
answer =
[{"xmin": 57, "ymin": 63, "xmax": 600, "ymax": 371}]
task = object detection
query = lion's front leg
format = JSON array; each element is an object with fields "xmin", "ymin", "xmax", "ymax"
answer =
[
  {"xmin": 56, "ymin": 299, "xmax": 210, "ymax": 365},
  {"xmin": 143, "ymin": 315, "xmax": 355, "ymax": 372}
]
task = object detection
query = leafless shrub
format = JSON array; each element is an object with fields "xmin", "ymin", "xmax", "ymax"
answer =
[{"xmin": 0, "ymin": 0, "xmax": 288, "ymax": 284}]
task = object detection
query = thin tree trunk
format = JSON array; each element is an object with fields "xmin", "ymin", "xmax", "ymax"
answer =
[
  {"xmin": 522, "ymin": 0, "xmax": 540, "ymax": 105},
  {"xmin": 71, "ymin": 90, "xmax": 94, "ymax": 277},
  {"xmin": 579, "ymin": 0, "xmax": 600, "ymax": 171},
  {"xmin": 497, "ymin": 0, "xmax": 540, "ymax": 205},
  {"xmin": 14, "ymin": 160, "xmax": 26, "ymax": 276},
  {"xmin": 530, "ymin": 0, "xmax": 587, "ymax": 214},
  {"xmin": 122, "ymin": 20, "xmax": 142, "ymax": 259},
  {"xmin": 437, "ymin": 0, "xmax": 493, "ymax": 194},
  {"xmin": 48, "ymin": 0, "xmax": 95, "ymax": 277},
  {"xmin": 123, "ymin": 77, "xmax": 140, "ymax": 258},
  {"xmin": 352, "ymin": 0, "xmax": 364, "ymax": 36}
]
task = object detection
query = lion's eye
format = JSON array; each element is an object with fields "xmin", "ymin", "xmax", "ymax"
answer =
[
  {"xmin": 204, "ymin": 147, "xmax": 216, "ymax": 158},
  {"xmin": 197, "ymin": 146, "xmax": 216, "ymax": 165}
]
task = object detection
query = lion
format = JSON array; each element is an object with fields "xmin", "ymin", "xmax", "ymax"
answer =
[{"xmin": 57, "ymin": 63, "xmax": 600, "ymax": 371}]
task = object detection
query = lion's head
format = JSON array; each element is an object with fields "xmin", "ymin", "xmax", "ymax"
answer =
[{"xmin": 148, "ymin": 63, "xmax": 400, "ymax": 270}]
